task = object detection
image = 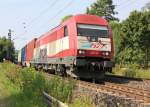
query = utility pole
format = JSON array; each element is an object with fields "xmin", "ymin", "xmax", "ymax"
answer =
[
  {"xmin": 7, "ymin": 29, "xmax": 12, "ymax": 60},
  {"xmin": 8, "ymin": 29, "xmax": 12, "ymax": 40}
]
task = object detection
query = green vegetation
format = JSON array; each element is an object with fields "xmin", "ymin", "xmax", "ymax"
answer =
[
  {"xmin": 0, "ymin": 62, "xmax": 47, "ymax": 107},
  {"xmin": 112, "ymin": 65, "xmax": 150, "ymax": 79},
  {"xmin": 70, "ymin": 96, "xmax": 96, "ymax": 107},
  {"xmin": 86, "ymin": 0, "xmax": 118, "ymax": 21},
  {"xmin": 61, "ymin": 15, "xmax": 73, "ymax": 23},
  {"xmin": 109, "ymin": 21, "xmax": 122, "ymax": 61},
  {"xmin": 110, "ymin": 11, "xmax": 150, "ymax": 68},
  {"xmin": 110, "ymin": 5, "xmax": 150, "ymax": 78},
  {"xmin": 0, "ymin": 37, "xmax": 15, "ymax": 62},
  {"xmin": 0, "ymin": 62, "xmax": 75, "ymax": 107},
  {"xmin": 46, "ymin": 75, "xmax": 75, "ymax": 103},
  {"xmin": 117, "ymin": 10, "xmax": 150, "ymax": 67}
]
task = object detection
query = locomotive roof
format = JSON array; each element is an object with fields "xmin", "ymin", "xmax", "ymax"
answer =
[
  {"xmin": 37, "ymin": 14, "xmax": 108, "ymax": 41},
  {"xmin": 73, "ymin": 14, "xmax": 108, "ymax": 25}
]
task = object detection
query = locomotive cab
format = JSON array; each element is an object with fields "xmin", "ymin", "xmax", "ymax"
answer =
[
  {"xmin": 77, "ymin": 24, "xmax": 111, "ymax": 57},
  {"xmin": 66, "ymin": 15, "xmax": 115, "ymax": 79}
]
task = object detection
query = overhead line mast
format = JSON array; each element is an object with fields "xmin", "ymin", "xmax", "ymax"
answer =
[{"xmin": 8, "ymin": 29, "xmax": 12, "ymax": 40}]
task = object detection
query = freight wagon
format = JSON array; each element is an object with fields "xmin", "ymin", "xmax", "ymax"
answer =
[
  {"xmin": 20, "ymin": 46, "xmax": 26, "ymax": 66},
  {"xmin": 19, "ymin": 14, "xmax": 115, "ymax": 79}
]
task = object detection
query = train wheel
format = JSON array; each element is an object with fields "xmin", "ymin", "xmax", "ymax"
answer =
[
  {"xmin": 66, "ymin": 66, "xmax": 78, "ymax": 78},
  {"xmin": 56, "ymin": 64, "xmax": 66, "ymax": 76}
]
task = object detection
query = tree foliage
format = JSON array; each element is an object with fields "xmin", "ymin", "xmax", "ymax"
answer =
[
  {"xmin": 86, "ymin": 0, "xmax": 118, "ymax": 21},
  {"xmin": 0, "ymin": 37, "xmax": 15, "ymax": 62},
  {"xmin": 110, "ymin": 21, "xmax": 122, "ymax": 62},
  {"xmin": 116, "ymin": 11, "xmax": 150, "ymax": 67},
  {"xmin": 61, "ymin": 15, "xmax": 73, "ymax": 23}
]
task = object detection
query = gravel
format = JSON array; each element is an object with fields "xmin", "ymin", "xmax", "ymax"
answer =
[{"xmin": 72, "ymin": 80, "xmax": 150, "ymax": 107}]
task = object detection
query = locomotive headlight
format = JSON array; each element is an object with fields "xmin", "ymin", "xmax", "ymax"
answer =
[
  {"xmin": 78, "ymin": 50, "xmax": 85, "ymax": 54},
  {"xmin": 102, "ymin": 52, "xmax": 109, "ymax": 56},
  {"xmin": 105, "ymin": 52, "xmax": 109, "ymax": 56}
]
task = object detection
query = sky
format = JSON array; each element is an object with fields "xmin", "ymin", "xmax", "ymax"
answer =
[{"xmin": 0, "ymin": 0, "xmax": 149, "ymax": 50}]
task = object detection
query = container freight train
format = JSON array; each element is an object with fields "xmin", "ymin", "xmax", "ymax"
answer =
[{"xmin": 18, "ymin": 14, "xmax": 115, "ymax": 79}]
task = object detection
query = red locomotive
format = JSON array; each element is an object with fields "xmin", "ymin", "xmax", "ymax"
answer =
[{"xmin": 18, "ymin": 14, "xmax": 115, "ymax": 79}]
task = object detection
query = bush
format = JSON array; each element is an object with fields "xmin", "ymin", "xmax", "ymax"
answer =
[
  {"xmin": 123, "ymin": 68, "xmax": 136, "ymax": 78},
  {"xmin": 45, "ymin": 75, "xmax": 76, "ymax": 103},
  {"xmin": 0, "ymin": 62, "xmax": 76, "ymax": 107},
  {"xmin": 112, "ymin": 64, "xmax": 150, "ymax": 79}
]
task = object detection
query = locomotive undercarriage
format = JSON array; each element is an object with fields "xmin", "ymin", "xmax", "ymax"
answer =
[
  {"xmin": 32, "ymin": 56, "xmax": 114, "ymax": 80},
  {"xmin": 65, "ymin": 57, "xmax": 114, "ymax": 80},
  {"xmin": 66, "ymin": 66, "xmax": 105, "ymax": 80}
]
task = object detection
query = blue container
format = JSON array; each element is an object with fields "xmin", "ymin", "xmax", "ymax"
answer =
[{"xmin": 21, "ymin": 46, "xmax": 26, "ymax": 62}]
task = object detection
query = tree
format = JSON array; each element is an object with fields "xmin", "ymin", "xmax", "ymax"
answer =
[
  {"xmin": 110, "ymin": 21, "xmax": 122, "ymax": 62},
  {"xmin": 0, "ymin": 37, "xmax": 15, "ymax": 62},
  {"xmin": 117, "ymin": 11, "xmax": 150, "ymax": 67},
  {"xmin": 61, "ymin": 15, "xmax": 73, "ymax": 23},
  {"xmin": 86, "ymin": 0, "xmax": 118, "ymax": 21}
]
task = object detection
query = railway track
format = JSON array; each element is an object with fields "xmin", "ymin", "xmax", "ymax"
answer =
[
  {"xmin": 77, "ymin": 80, "xmax": 150, "ymax": 104},
  {"xmin": 105, "ymin": 74, "xmax": 145, "ymax": 81}
]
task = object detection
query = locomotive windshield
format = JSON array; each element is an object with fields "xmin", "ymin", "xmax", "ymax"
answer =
[{"xmin": 77, "ymin": 24, "xmax": 108, "ymax": 38}]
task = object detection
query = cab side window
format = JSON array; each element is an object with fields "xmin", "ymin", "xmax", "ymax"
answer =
[{"xmin": 64, "ymin": 26, "xmax": 68, "ymax": 37}]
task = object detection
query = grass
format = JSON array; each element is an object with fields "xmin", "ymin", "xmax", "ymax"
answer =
[
  {"xmin": 0, "ymin": 62, "xmax": 47, "ymax": 107},
  {"xmin": 45, "ymin": 75, "xmax": 75, "ymax": 103},
  {"xmin": 0, "ymin": 63, "xmax": 20, "ymax": 107},
  {"xmin": 0, "ymin": 62, "xmax": 75, "ymax": 107},
  {"xmin": 70, "ymin": 96, "xmax": 96, "ymax": 107},
  {"xmin": 112, "ymin": 64, "xmax": 150, "ymax": 79}
]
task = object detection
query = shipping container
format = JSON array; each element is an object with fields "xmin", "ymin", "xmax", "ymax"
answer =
[
  {"xmin": 26, "ymin": 38, "xmax": 37, "ymax": 62},
  {"xmin": 21, "ymin": 46, "xmax": 26, "ymax": 62}
]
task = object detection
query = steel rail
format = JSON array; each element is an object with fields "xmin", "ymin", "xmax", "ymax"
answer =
[{"xmin": 77, "ymin": 80, "xmax": 150, "ymax": 103}]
